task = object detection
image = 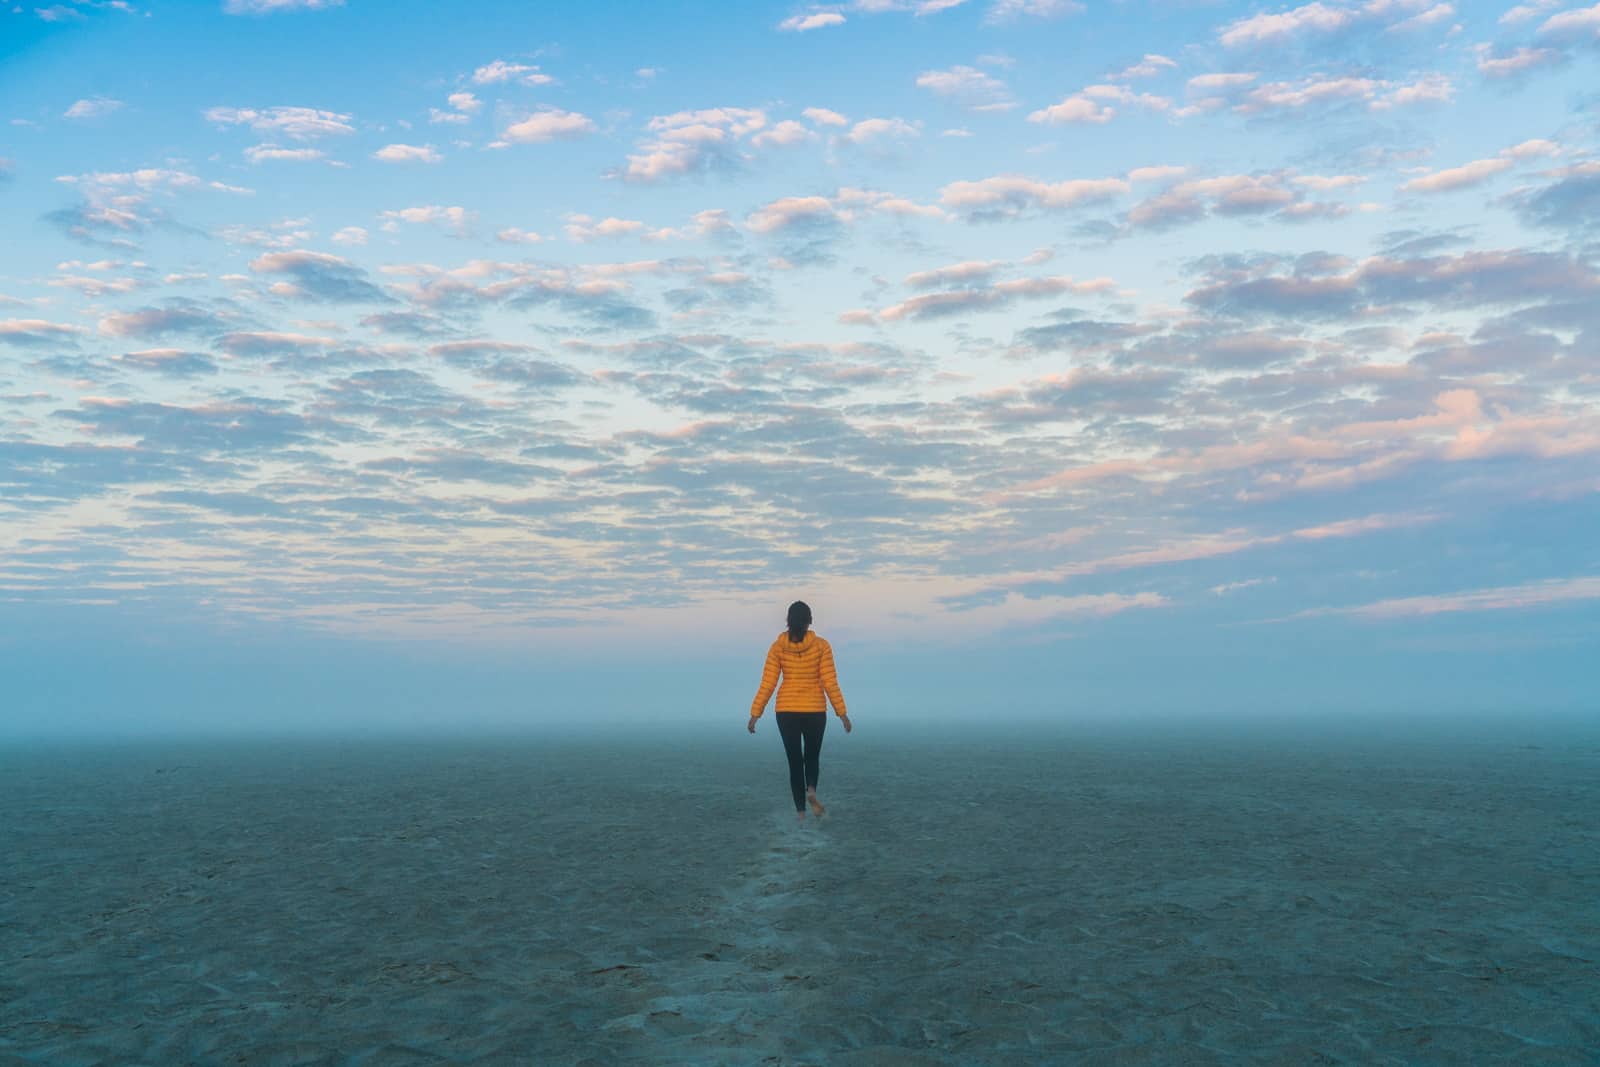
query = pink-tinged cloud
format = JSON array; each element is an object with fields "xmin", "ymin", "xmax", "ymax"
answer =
[
  {"xmin": 472, "ymin": 60, "xmax": 555, "ymax": 86},
  {"xmin": 204, "ymin": 106, "xmax": 353, "ymax": 139},
  {"xmin": 501, "ymin": 108, "xmax": 596, "ymax": 144},
  {"xmin": 1110, "ymin": 53, "xmax": 1177, "ymax": 80},
  {"xmin": 1476, "ymin": 45, "xmax": 1564, "ymax": 76},
  {"xmin": 1028, "ymin": 95, "xmax": 1115, "ymax": 123},
  {"xmin": 1291, "ymin": 511, "xmax": 1441, "ymax": 540},
  {"xmin": 876, "ymin": 275, "xmax": 1116, "ymax": 322},
  {"xmin": 1217, "ymin": 0, "xmax": 1450, "ymax": 46},
  {"xmin": 64, "ymin": 97, "xmax": 122, "ymax": 120},
  {"xmin": 224, "ymin": 0, "xmax": 344, "ymax": 12},
  {"xmin": 1401, "ymin": 157, "xmax": 1514, "ymax": 193},
  {"xmin": 1537, "ymin": 2, "xmax": 1600, "ymax": 42},
  {"xmin": 841, "ymin": 117, "xmax": 920, "ymax": 144},
  {"xmin": 751, "ymin": 120, "xmax": 813, "ymax": 147},
  {"xmin": 245, "ymin": 145, "xmax": 325, "ymax": 163},
  {"xmin": 988, "ymin": 0, "xmax": 1085, "ymax": 20},
  {"xmin": 778, "ymin": 12, "xmax": 846, "ymax": 31},
  {"xmin": 0, "ymin": 318, "xmax": 83, "ymax": 344},
  {"xmin": 372, "ymin": 143, "xmax": 442, "ymax": 164},
  {"xmin": 745, "ymin": 195, "xmax": 842, "ymax": 233},
  {"xmin": 621, "ymin": 107, "xmax": 767, "ymax": 181},
  {"xmin": 803, "ymin": 107, "xmax": 849, "ymax": 126},
  {"xmin": 939, "ymin": 175, "xmax": 1131, "ymax": 217},
  {"xmin": 904, "ymin": 260, "xmax": 1004, "ymax": 288},
  {"xmin": 1219, "ymin": 1, "xmax": 1355, "ymax": 45},
  {"xmin": 1308, "ymin": 576, "xmax": 1600, "ymax": 620}
]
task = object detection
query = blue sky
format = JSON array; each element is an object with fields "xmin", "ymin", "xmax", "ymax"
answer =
[{"xmin": 2, "ymin": 0, "xmax": 1597, "ymax": 734}]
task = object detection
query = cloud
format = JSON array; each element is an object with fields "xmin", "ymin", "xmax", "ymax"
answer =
[
  {"xmin": 1291, "ymin": 511, "xmax": 1441, "ymax": 539},
  {"xmin": 1180, "ymin": 69, "xmax": 1453, "ymax": 115},
  {"xmin": 217, "ymin": 218, "xmax": 313, "ymax": 249},
  {"xmin": 1029, "ymin": 84, "xmax": 1172, "ymax": 124},
  {"xmin": 1512, "ymin": 161, "xmax": 1600, "ymax": 232},
  {"xmin": 869, "ymin": 275, "xmax": 1117, "ymax": 322},
  {"xmin": 1029, "ymin": 95, "xmax": 1114, "ymax": 124},
  {"xmin": 840, "ymin": 116, "xmax": 920, "ymax": 145},
  {"xmin": 56, "ymin": 396, "xmax": 319, "ymax": 452},
  {"xmin": 915, "ymin": 65, "xmax": 1013, "ymax": 109},
  {"xmin": 1187, "ymin": 72, "xmax": 1260, "ymax": 92},
  {"xmin": 1123, "ymin": 172, "xmax": 1345, "ymax": 232},
  {"xmin": 98, "ymin": 303, "xmax": 227, "ymax": 338},
  {"xmin": 373, "ymin": 143, "xmax": 442, "ymax": 164},
  {"xmin": 939, "ymin": 174, "xmax": 1131, "ymax": 221},
  {"xmin": 204, "ymin": 106, "xmax": 354, "ymax": 139},
  {"xmin": 56, "ymin": 168, "xmax": 204, "ymax": 193},
  {"xmin": 564, "ymin": 214, "xmax": 663, "ymax": 242},
  {"xmin": 63, "ymin": 98, "xmax": 123, "ymax": 120},
  {"xmin": 904, "ymin": 260, "xmax": 1004, "ymax": 288},
  {"xmin": 1400, "ymin": 157, "xmax": 1513, "ymax": 193},
  {"xmin": 745, "ymin": 196, "xmax": 845, "ymax": 235},
  {"xmin": 48, "ymin": 269, "xmax": 146, "ymax": 297},
  {"xmin": 1232, "ymin": 73, "xmax": 1454, "ymax": 115},
  {"xmin": 987, "ymin": 0, "xmax": 1084, "ymax": 20},
  {"xmin": 378, "ymin": 205, "xmax": 475, "ymax": 235},
  {"xmin": 1109, "ymin": 54, "xmax": 1178, "ymax": 80},
  {"xmin": 244, "ymin": 145, "xmax": 326, "ymax": 163},
  {"xmin": 751, "ymin": 120, "xmax": 814, "ymax": 148},
  {"xmin": 471, "ymin": 60, "xmax": 555, "ymax": 86},
  {"xmin": 218, "ymin": 330, "xmax": 332, "ymax": 357},
  {"xmin": 779, "ymin": 11, "xmax": 846, "ymax": 30},
  {"xmin": 1299, "ymin": 576, "xmax": 1600, "ymax": 620},
  {"xmin": 1184, "ymin": 247, "xmax": 1600, "ymax": 320},
  {"xmin": 1476, "ymin": 45, "xmax": 1564, "ymax": 78},
  {"xmin": 0, "ymin": 319, "xmax": 83, "ymax": 346},
  {"xmin": 619, "ymin": 107, "xmax": 768, "ymax": 182},
  {"xmin": 1536, "ymin": 2, "xmax": 1600, "ymax": 44},
  {"xmin": 500, "ymin": 107, "xmax": 596, "ymax": 144},
  {"xmin": 331, "ymin": 226, "xmax": 368, "ymax": 246},
  {"xmin": 1212, "ymin": 577, "xmax": 1275, "ymax": 595},
  {"xmin": 224, "ymin": 0, "xmax": 344, "ymax": 12},
  {"xmin": 803, "ymin": 107, "xmax": 849, "ymax": 126},
  {"xmin": 1500, "ymin": 0, "xmax": 1564, "ymax": 24},
  {"xmin": 40, "ymin": 170, "xmax": 245, "ymax": 246},
  {"xmin": 1217, "ymin": 0, "xmax": 1451, "ymax": 47},
  {"xmin": 118, "ymin": 348, "xmax": 218, "ymax": 376},
  {"xmin": 250, "ymin": 250, "xmax": 391, "ymax": 303},
  {"xmin": 428, "ymin": 341, "xmax": 587, "ymax": 391}
]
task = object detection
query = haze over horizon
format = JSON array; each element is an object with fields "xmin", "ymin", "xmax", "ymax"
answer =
[{"xmin": 2, "ymin": 0, "xmax": 1596, "ymax": 737}]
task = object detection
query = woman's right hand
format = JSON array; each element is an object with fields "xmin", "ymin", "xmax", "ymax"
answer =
[{"xmin": 841, "ymin": 715, "xmax": 851, "ymax": 733}]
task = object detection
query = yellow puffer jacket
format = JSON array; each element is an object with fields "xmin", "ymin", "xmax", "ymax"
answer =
[{"xmin": 749, "ymin": 630, "xmax": 848, "ymax": 719}]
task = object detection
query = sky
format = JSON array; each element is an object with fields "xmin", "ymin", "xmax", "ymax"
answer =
[{"xmin": 1, "ymin": 0, "xmax": 1597, "ymax": 735}]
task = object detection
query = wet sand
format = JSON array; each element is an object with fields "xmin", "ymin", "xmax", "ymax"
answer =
[{"xmin": 3, "ymin": 726, "xmax": 1598, "ymax": 1064}]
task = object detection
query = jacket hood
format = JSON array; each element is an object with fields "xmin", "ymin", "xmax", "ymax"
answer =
[{"xmin": 779, "ymin": 629, "xmax": 815, "ymax": 649}]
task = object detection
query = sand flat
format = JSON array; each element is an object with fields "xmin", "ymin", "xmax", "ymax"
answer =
[{"xmin": 2, "ymin": 728, "xmax": 1597, "ymax": 1065}]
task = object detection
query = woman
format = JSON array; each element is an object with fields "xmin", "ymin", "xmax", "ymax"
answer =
[{"xmin": 747, "ymin": 600, "xmax": 852, "ymax": 823}]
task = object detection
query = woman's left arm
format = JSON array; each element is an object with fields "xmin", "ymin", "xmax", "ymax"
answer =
[{"xmin": 820, "ymin": 642, "xmax": 848, "ymax": 719}]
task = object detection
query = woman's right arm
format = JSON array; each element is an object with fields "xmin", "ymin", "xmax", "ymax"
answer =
[{"xmin": 749, "ymin": 642, "xmax": 781, "ymax": 720}]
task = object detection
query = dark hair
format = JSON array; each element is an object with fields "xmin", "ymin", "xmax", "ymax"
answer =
[{"xmin": 786, "ymin": 600, "xmax": 812, "ymax": 642}]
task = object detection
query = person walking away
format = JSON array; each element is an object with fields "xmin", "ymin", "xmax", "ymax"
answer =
[{"xmin": 747, "ymin": 600, "xmax": 851, "ymax": 824}]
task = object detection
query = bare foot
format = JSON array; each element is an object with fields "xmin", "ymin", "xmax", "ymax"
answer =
[
  {"xmin": 806, "ymin": 789, "xmax": 826, "ymax": 817},
  {"xmin": 796, "ymin": 810, "xmax": 806, "ymax": 825}
]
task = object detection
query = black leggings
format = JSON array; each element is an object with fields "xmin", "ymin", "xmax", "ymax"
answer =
[{"xmin": 775, "ymin": 712, "xmax": 827, "ymax": 811}]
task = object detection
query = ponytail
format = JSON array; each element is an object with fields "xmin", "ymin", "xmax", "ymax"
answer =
[{"xmin": 786, "ymin": 600, "xmax": 812, "ymax": 642}]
